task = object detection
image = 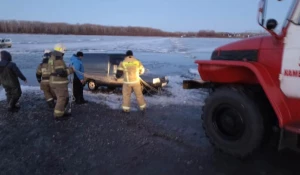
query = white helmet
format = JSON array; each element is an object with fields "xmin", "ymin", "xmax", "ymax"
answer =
[
  {"xmin": 44, "ymin": 49, "xmax": 51, "ymax": 54},
  {"xmin": 54, "ymin": 43, "xmax": 66, "ymax": 53}
]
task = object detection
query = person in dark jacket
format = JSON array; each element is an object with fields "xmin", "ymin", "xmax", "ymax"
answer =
[
  {"xmin": 0, "ymin": 50, "xmax": 27, "ymax": 112},
  {"xmin": 70, "ymin": 51, "xmax": 88, "ymax": 104}
]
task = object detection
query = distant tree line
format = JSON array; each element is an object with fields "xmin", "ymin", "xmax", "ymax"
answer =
[{"xmin": 0, "ymin": 20, "xmax": 266, "ymax": 38}]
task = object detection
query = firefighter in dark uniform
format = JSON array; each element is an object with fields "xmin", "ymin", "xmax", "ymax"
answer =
[
  {"xmin": 36, "ymin": 49, "xmax": 56, "ymax": 108},
  {"xmin": 116, "ymin": 50, "xmax": 146, "ymax": 113},
  {"xmin": 48, "ymin": 43, "xmax": 74, "ymax": 120},
  {"xmin": 0, "ymin": 50, "xmax": 27, "ymax": 112}
]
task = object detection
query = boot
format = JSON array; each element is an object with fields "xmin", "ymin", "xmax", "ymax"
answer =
[
  {"xmin": 76, "ymin": 100, "xmax": 88, "ymax": 105},
  {"xmin": 47, "ymin": 100, "xmax": 55, "ymax": 109},
  {"xmin": 141, "ymin": 108, "xmax": 146, "ymax": 115},
  {"xmin": 80, "ymin": 97, "xmax": 88, "ymax": 104},
  {"xmin": 75, "ymin": 97, "xmax": 88, "ymax": 105},
  {"xmin": 65, "ymin": 97, "xmax": 69, "ymax": 108},
  {"xmin": 121, "ymin": 109, "xmax": 130, "ymax": 114},
  {"xmin": 14, "ymin": 102, "xmax": 20, "ymax": 110},
  {"xmin": 54, "ymin": 115, "xmax": 70, "ymax": 121},
  {"xmin": 7, "ymin": 98, "xmax": 19, "ymax": 112},
  {"xmin": 64, "ymin": 110, "xmax": 72, "ymax": 117},
  {"xmin": 6, "ymin": 97, "xmax": 11, "ymax": 105},
  {"xmin": 54, "ymin": 110, "xmax": 71, "ymax": 121}
]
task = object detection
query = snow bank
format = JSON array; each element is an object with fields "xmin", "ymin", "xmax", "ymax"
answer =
[
  {"xmin": 83, "ymin": 75, "xmax": 206, "ymax": 111},
  {"xmin": 0, "ymin": 76, "xmax": 207, "ymax": 111}
]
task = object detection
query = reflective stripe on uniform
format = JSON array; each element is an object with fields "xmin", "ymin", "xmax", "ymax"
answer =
[
  {"xmin": 123, "ymin": 61, "xmax": 139, "ymax": 67},
  {"xmin": 140, "ymin": 104, "xmax": 146, "ymax": 109},
  {"xmin": 122, "ymin": 106, "xmax": 130, "ymax": 110},
  {"xmin": 140, "ymin": 67, "xmax": 145, "ymax": 74},
  {"xmin": 41, "ymin": 80, "xmax": 50, "ymax": 82},
  {"xmin": 122, "ymin": 60, "xmax": 140, "ymax": 84},
  {"xmin": 55, "ymin": 66, "xmax": 65, "ymax": 69},
  {"xmin": 47, "ymin": 98, "xmax": 53, "ymax": 101},
  {"xmin": 123, "ymin": 80, "xmax": 139, "ymax": 84},
  {"xmin": 122, "ymin": 62, "xmax": 128, "ymax": 82},
  {"xmin": 54, "ymin": 110, "xmax": 64, "ymax": 117},
  {"xmin": 51, "ymin": 80, "xmax": 69, "ymax": 84}
]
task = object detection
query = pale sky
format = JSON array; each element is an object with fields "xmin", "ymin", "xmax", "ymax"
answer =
[{"xmin": 0, "ymin": 0, "xmax": 293, "ymax": 32}]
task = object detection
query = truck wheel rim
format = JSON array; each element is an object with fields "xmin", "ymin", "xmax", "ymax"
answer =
[{"xmin": 212, "ymin": 104, "xmax": 245, "ymax": 141}]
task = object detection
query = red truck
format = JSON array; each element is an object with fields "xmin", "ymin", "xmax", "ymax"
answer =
[{"xmin": 183, "ymin": 0, "xmax": 300, "ymax": 158}]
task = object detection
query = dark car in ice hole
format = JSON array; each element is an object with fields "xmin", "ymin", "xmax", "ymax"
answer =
[{"xmin": 81, "ymin": 53, "xmax": 169, "ymax": 93}]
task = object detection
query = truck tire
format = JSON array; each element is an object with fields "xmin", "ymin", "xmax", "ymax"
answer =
[{"xmin": 202, "ymin": 86, "xmax": 264, "ymax": 158}]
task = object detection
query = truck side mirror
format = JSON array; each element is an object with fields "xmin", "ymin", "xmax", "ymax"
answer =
[{"xmin": 266, "ymin": 19, "xmax": 278, "ymax": 30}]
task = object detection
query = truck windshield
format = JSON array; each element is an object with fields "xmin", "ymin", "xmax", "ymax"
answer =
[{"xmin": 265, "ymin": 0, "xmax": 296, "ymax": 34}]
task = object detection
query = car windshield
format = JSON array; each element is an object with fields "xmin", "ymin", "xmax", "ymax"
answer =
[
  {"xmin": 83, "ymin": 54, "xmax": 109, "ymax": 73},
  {"xmin": 109, "ymin": 54, "xmax": 125, "ymax": 65}
]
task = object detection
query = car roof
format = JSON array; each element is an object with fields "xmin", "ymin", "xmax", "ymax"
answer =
[
  {"xmin": 83, "ymin": 53, "xmax": 126, "ymax": 63},
  {"xmin": 84, "ymin": 53, "xmax": 125, "ymax": 56}
]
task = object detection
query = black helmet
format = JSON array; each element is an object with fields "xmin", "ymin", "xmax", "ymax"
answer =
[{"xmin": 126, "ymin": 50, "xmax": 133, "ymax": 56}]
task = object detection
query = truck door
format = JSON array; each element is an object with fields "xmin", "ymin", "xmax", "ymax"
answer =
[{"xmin": 280, "ymin": 2, "xmax": 300, "ymax": 98}]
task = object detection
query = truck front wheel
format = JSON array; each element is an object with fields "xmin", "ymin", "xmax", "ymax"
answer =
[{"xmin": 202, "ymin": 87, "xmax": 264, "ymax": 158}]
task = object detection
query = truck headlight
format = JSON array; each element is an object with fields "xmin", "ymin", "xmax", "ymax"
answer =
[{"xmin": 153, "ymin": 78, "xmax": 160, "ymax": 84}]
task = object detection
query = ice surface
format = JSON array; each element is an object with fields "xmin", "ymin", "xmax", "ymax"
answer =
[
  {"xmin": 82, "ymin": 75, "xmax": 207, "ymax": 110},
  {"xmin": 0, "ymin": 33, "xmax": 238, "ymax": 109},
  {"xmin": 188, "ymin": 68, "xmax": 199, "ymax": 76}
]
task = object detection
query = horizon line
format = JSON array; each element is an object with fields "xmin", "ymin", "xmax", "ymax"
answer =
[{"xmin": 0, "ymin": 19, "xmax": 267, "ymax": 34}]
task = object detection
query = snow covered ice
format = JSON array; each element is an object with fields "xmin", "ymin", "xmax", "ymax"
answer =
[{"xmin": 0, "ymin": 33, "xmax": 240, "ymax": 109}]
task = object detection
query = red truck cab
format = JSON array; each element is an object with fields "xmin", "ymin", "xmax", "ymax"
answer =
[{"xmin": 183, "ymin": 0, "xmax": 300, "ymax": 157}]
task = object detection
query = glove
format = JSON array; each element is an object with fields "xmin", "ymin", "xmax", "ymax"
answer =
[{"xmin": 37, "ymin": 79, "xmax": 41, "ymax": 83}]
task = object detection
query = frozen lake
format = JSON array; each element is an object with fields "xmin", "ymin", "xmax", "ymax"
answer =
[{"xmin": 0, "ymin": 33, "xmax": 240, "ymax": 109}]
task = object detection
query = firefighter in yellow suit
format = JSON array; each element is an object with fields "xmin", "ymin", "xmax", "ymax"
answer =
[
  {"xmin": 116, "ymin": 50, "xmax": 146, "ymax": 113},
  {"xmin": 36, "ymin": 49, "xmax": 56, "ymax": 108},
  {"xmin": 48, "ymin": 43, "xmax": 74, "ymax": 120}
]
